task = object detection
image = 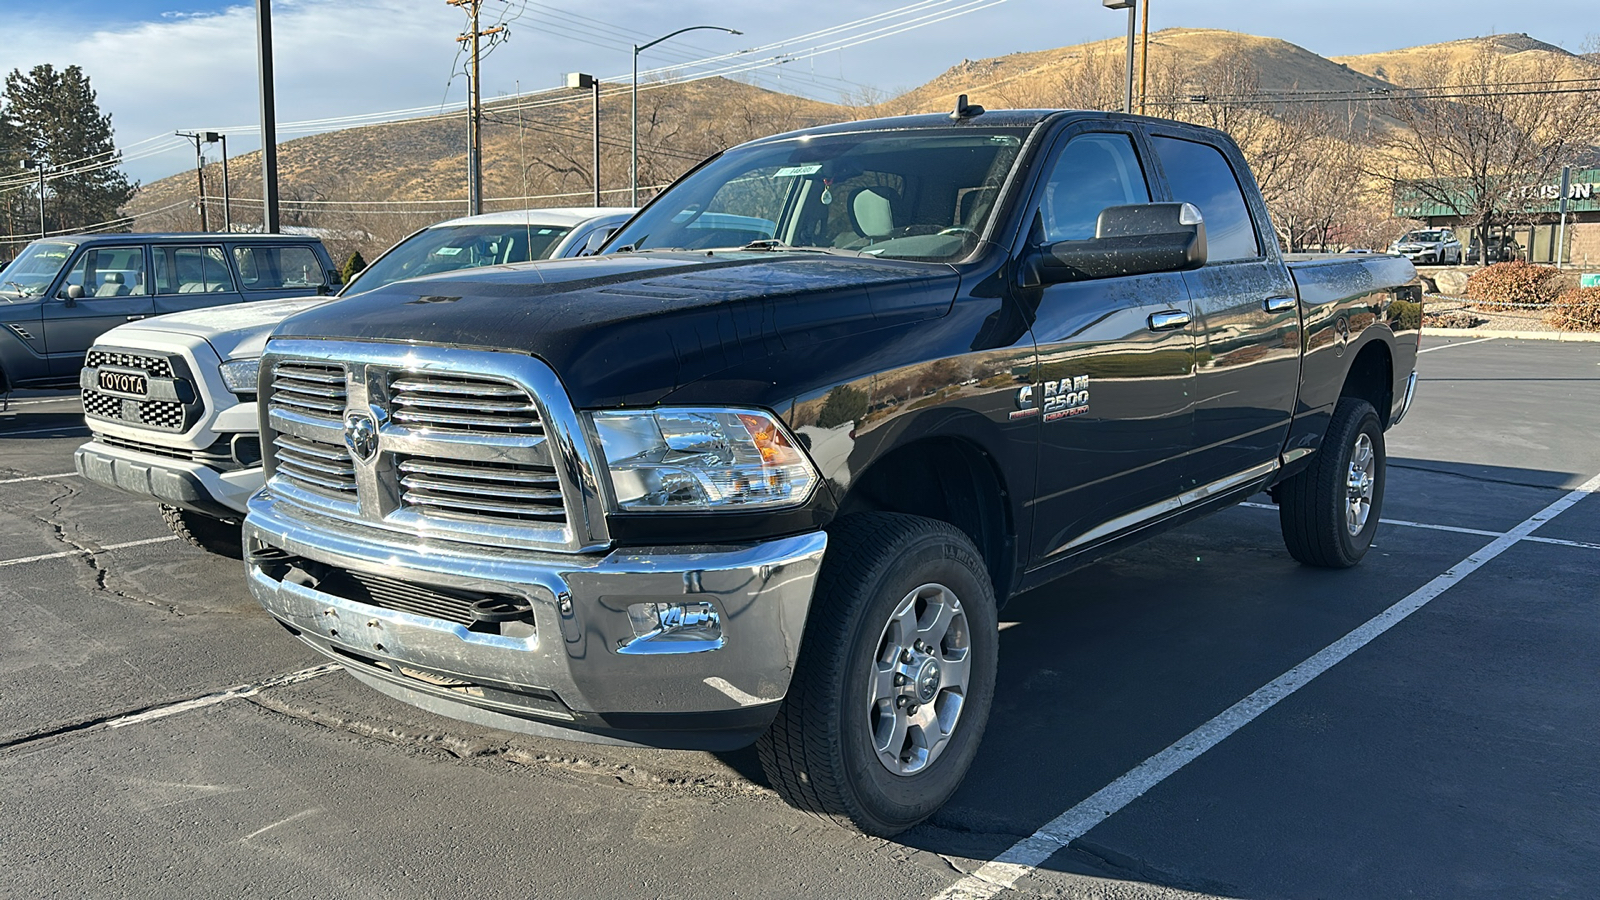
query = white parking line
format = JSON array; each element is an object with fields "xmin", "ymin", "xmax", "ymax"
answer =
[
  {"xmin": 0, "ymin": 536, "xmax": 177, "ymax": 569},
  {"xmin": 0, "ymin": 396, "xmax": 81, "ymax": 407},
  {"xmin": 107, "ymin": 665, "xmax": 340, "ymax": 730},
  {"xmin": 1418, "ymin": 336, "xmax": 1497, "ymax": 353},
  {"xmin": 0, "ymin": 472, "xmax": 77, "ymax": 485},
  {"xmin": 1238, "ymin": 502, "xmax": 1599, "ymax": 550},
  {"xmin": 931, "ymin": 470, "xmax": 1600, "ymax": 900}
]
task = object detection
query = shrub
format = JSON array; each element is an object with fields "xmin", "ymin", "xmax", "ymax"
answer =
[
  {"xmin": 1464, "ymin": 261, "xmax": 1562, "ymax": 310},
  {"xmin": 340, "ymin": 250, "xmax": 368, "ymax": 284},
  {"xmin": 1388, "ymin": 299, "xmax": 1422, "ymax": 331},
  {"xmin": 1423, "ymin": 310, "xmax": 1483, "ymax": 329},
  {"xmin": 1547, "ymin": 286, "xmax": 1600, "ymax": 332}
]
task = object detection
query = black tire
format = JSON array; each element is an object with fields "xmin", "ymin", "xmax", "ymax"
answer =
[
  {"xmin": 757, "ymin": 513, "xmax": 998, "ymax": 836},
  {"xmin": 1277, "ymin": 398, "xmax": 1386, "ymax": 568},
  {"xmin": 160, "ymin": 505, "xmax": 244, "ymax": 558}
]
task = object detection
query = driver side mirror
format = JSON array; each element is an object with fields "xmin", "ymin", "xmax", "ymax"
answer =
[
  {"xmin": 1029, "ymin": 202, "xmax": 1207, "ymax": 285},
  {"xmin": 57, "ymin": 283, "xmax": 83, "ymax": 306}
]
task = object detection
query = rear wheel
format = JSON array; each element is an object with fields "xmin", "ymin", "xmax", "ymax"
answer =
[
  {"xmin": 1277, "ymin": 398, "xmax": 1386, "ymax": 568},
  {"xmin": 757, "ymin": 513, "xmax": 998, "ymax": 836},
  {"xmin": 160, "ymin": 505, "xmax": 243, "ymax": 558}
]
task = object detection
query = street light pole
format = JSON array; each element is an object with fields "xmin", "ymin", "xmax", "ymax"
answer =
[
  {"xmin": 203, "ymin": 132, "xmax": 231, "ymax": 232},
  {"xmin": 568, "ymin": 73, "xmax": 601, "ymax": 206},
  {"xmin": 1102, "ymin": 0, "xmax": 1135, "ymax": 114},
  {"xmin": 631, "ymin": 25, "xmax": 741, "ymax": 206},
  {"xmin": 21, "ymin": 159, "xmax": 46, "ymax": 237}
]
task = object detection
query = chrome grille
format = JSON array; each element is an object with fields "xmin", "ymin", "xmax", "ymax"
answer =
[
  {"xmin": 390, "ymin": 374, "xmax": 541, "ymax": 434},
  {"xmin": 273, "ymin": 432, "xmax": 357, "ymax": 497},
  {"xmin": 399, "ymin": 457, "xmax": 565, "ymax": 523},
  {"xmin": 272, "ymin": 362, "xmax": 346, "ymax": 422},
  {"xmin": 261, "ymin": 342, "xmax": 601, "ymax": 553}
]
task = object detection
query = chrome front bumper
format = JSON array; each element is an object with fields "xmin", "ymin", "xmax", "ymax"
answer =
[{"xmin": 244, "ymin": 491, "xmax": 828, "ymax": 749}]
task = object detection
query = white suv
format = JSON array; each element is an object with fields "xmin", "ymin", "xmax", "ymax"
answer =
[
  {"xmin": 1388, "ymin": 229, "xmax": 1461, "ymax": 265},
  {"xmin": 75, "ymin": 207, "xmax": 634, "ymax": 555}
]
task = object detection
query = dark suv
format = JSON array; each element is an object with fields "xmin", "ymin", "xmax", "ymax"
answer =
[{"xmin": 0, "ymin": 233, "xmax": 335, "ymax": 392}]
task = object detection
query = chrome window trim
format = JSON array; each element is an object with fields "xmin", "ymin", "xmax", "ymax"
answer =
[{"xmin": 260, "ymin": 339, "xmax": 611, "ymax": 553}]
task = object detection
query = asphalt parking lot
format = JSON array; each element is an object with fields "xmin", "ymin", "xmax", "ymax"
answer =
[{"xmin": 2, "ymin": 336, "xmax": 1596, "ymax": 900}]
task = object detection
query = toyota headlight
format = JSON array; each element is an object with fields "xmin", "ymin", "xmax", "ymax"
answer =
[
  {"xmin": 589, "ymin": 408, "xmax": 818, "ymax": 512},
  {"xmin": 218, "ymin": 358, "xmax": 262, "ymax": 395}
]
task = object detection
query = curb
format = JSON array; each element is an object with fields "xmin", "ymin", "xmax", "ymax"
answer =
[{"xmin": 1421, "ymin": 328, "xmax": 1600, "ymax": 342}]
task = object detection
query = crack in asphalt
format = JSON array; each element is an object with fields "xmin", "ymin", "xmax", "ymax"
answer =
[
  {"xmin": 244, "ymin": 691, "xmax": 784, "ymax": 800},
  {"xmin": 31, "ymin": 480, "xmax": 184, "ymax": 616}
]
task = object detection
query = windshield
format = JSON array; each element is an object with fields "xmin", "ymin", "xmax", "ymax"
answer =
[
  {"xmin": 1401, "ymin": 231, "xmax": 1449, "ymax": 242},
  {"xmin": 608, "ymin": 127, "xmax": 1030, "ymax": 263},
  {"xmin": 0, "ymin": 240, "xmax": 77, "ymax": 297},
  {"xmin": 342, "ymin": 222, "xmax": 574, "ymax": 296}
]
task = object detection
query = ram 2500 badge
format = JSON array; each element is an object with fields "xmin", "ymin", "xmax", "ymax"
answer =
[{"xmin": 242, "ymin": 107, "xmax": 1421, "ymax": 835}]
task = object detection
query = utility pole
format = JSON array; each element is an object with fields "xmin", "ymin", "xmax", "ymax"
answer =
[
  {"xmin": 450, "ymin": 0, "xmax": 504, "ymax": 216},
  {"xmin": 1138, "ymin": 0, "xmax": 1151, "ymax": 115},
  {"xmin": 256, "ymin": 0, "xmax": 281, "ymax": 232},
  {"xmin": 176, "ymin": 131, "xmax": 209, "ymax": 232}
]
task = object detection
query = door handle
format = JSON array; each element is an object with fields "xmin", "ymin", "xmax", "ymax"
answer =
[
  {"xmin": 1263, "ymin": 295, "xmax": 1298, "ymax": 313},
  {"xmin": 1147, "ymin": 310, "xmax": 1191, "ymax": 332},
  {"xmin": 126, "ymin": 315, "xmax": 147, "ymax": 321}
]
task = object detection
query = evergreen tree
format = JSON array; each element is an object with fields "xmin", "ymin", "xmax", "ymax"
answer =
[
  {"xmin": 340, "ymin": 250, "xmax": 368, "ymax": 284},
  {"xmin": 2, "ymin": 64, "xmax": 136, "ymax": 237}
]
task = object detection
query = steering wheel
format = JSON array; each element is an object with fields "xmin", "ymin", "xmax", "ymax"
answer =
[{"xmin": 887, "ymin": 224, "xmax": 945, "ymax": 239}]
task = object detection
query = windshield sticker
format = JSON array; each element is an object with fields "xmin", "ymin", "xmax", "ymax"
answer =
[
  {"xmin": 434, "ymin": 247, "xmax": 464, "ymax": 256},
  {"xmin": 774, "ymin": 164, "xmax": 822, "ymax": 178}
]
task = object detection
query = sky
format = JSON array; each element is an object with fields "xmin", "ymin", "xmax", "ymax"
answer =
[{"xmin": 0, "ymin": 0, "xmax": 1595, "ymax": 186}]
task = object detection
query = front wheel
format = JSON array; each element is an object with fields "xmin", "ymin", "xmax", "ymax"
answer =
[
  {"xmin": 160, "ymin": 505, "xmax": 244, "ymax": 558},
  {"xmin": 1276, "ymin": 398, "xmax": 1386, "ymax": 568},
  {"xmin": 757, "ymin": 513, "xmax": 998, "ymax": 836}
]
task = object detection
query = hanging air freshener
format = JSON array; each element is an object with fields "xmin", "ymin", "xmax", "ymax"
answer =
[{"xmin": 820, "ymin": 178, "xmax": 833, "ymax": 206}]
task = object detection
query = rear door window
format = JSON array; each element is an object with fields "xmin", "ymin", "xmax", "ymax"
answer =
[
  {"xmin": 153, "ymin": 245, "xmax": 234, "ymax": 294},
  {"xmin": 233, "ymin": 245, "xmax": 323, "ymax": 291},
  {"xmin": 1150, "ymin": 136, "xmax": 1260, "ymax": 262}
]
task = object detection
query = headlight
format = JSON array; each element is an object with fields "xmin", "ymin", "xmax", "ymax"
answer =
[
  {"xmin": 218, "ymin": 358, "xmax": 261, "ymax": 395},
  {"xmin": 589, "ymin": 408, "xmax": 818, "ymax": 512}
]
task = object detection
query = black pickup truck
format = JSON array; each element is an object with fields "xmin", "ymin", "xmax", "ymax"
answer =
[{"xmin": 242, "ymin": 107, "xmax": 1420, "ymax": 836}]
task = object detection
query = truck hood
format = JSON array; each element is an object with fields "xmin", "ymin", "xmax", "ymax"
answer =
[
  {"xmin": 140, "ymin": 296, "xmax": 334, "ymax": 361},
  {"xmin": 272, "ymin": 251, "xmax": 960, "ymax": 407}
]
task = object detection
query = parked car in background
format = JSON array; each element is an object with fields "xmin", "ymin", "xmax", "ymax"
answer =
[
  {"xmin": 1466, "ymin": 236, "xmax": 1522, "ymax": 264},
  {"xmin": 0, "ymin": 233, "xmax": 335, "ymax": 394},
  {"xmin": 1388, "ymin": 229, "xmax": 1461, "ymax": 265},
  {"xmin": 73, "ymin": 207, "xmax": 635, "ymax": 556}
]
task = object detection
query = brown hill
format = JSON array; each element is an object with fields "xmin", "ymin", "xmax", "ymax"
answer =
[
  {"xmin": 1333, "ymin": 33, "xmax": 1598, "ymax": 84},
  {"xmin": 123, "ymin": 27, "xmax": 1591, "ymax": 260},
  {"xmin": 126, "ymin": 76, "xmax": 849, "ymax": 255},
  {"xmin": 891, "ymin": 28, "xmax": 1396, "ymax": 115}
]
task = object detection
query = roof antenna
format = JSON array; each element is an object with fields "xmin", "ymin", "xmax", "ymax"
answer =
[{"xmin": 951, "ymin": 94, "xmax": 985, "ymax": 120}]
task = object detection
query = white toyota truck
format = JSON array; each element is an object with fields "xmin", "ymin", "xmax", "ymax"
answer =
[{"xmin": 74, "ymin": 208, "xmax": 634, "ymax": 555}]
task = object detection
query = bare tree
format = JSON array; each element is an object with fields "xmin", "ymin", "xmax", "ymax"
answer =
[{"xmin": 1376, "ymin": 44, "xmax": 1600, "ymax": 263}]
